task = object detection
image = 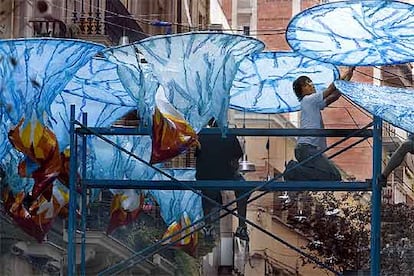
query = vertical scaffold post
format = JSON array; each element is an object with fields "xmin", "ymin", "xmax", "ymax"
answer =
[
  {"xmin": 371, "ymin": 115, "xmax": 382, "ymax": 275},
  {"xmin": 68, "ymin": 105, "xmax": 78, "ymax": 275},
  {"xmin": 81, "ymin": 112, "xmax": 88, "ymax": 276}
]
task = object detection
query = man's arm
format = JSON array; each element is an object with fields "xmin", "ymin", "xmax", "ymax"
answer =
[{"xmin": 323, "ymin": 66, "xmax": 355, "ymax": 106}]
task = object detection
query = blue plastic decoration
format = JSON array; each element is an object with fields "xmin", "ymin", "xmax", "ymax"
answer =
[
  {"xmin": 0, "ymin": 38, "xmax": 205, "ymax": 237},
  {"xmin": 88, "ymin": 136, "xmax": 203, "ymax": 226},
  {"xmin": 150, "ymin": 169, "xmax": 202, "ymax": 225},
  {"xmin": 103, "ymin": 45, "xmax": 159, "ymax": 126},
  {"xmin": 88, "ymin": 135, "xmax": 157, "ymax": 181},
  {"xmin": 230, "ymin": 51, "xmax": 339, "ymax": 113},
  {"xmin": 335, "ymin": 80, "xmax": 414, "ymax": 133},
  {"xmin": 51, "ymin": 57, "xmax": 135, "ymax": 150},
  {"xmin": 0, "ymin": 38, "xmax": 105, "ymax": 125},
  {"xmin": 0, "ymin": 38, "xmax": 104, "ymax": 161},
  {"xmin": 136, "ymin": 32, "xmax": 265, "ymax": 132},
  {"xmin": 286, "ymin": 0, "xmax": 414, "ymax": 66}
]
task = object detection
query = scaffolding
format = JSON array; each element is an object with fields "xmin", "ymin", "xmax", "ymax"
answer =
[{"xmin": 66, "ymin": 105, "xmax": 383, "ymax": 276}]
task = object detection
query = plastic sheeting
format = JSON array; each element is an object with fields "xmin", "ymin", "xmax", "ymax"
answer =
[
  {"xmin": 0, "ymin": 33, "xmax": 270, "ymax": 237},
  {"xmin": 150, "ymin": 169, "xmax": 202, "ymax": 226},
  {"xmin": 0, "ymin": 38, "xmax": 105, "ymax": 159},
  {"xmin": 135, "ymin": 32, "xmax": 265, "ymax": 132},
  {"xmin": 335, "ymin": 80, "xmax": 414, "ymax": 133},
  {"xmin": 286, "ymin": 0, "xmax": 414, "ymax": 66},
  {"xmin": 230, "ymin": 51, "xmax": 339, "ymax": 113},
  {"xmin": 0, "ymin": 38, "xmax": 105, "ymax": 125},
  {"xmin": 103, "ymin": 45, "xmax": 159, "ymax": 126},
  {"xmin": 52, "ymin": 57, "xmax": 135, "ymax": 150}
]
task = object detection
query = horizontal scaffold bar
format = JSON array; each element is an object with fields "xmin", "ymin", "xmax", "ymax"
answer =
[
  {"xmin": 76, "ymin": 127, "xmax": 373, "ymax": 137},
  {"xmin": 83, "ymin": 180, "xmax": 371, "ymax": 191}
]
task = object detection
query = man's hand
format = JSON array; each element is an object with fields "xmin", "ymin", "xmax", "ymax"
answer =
[{"xmin": 341, "ymin": 66, "xmax": 355, "ymax": 81}]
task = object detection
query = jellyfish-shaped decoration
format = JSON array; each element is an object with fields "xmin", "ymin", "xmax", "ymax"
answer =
[
  {"xmin": 230, "ymin": 51, "xmax": 339, "ymax": 113},
  {"xmin": 286, "ymin": 0, "xmax": 414, "ymax": 66},
  {"xmin": 149, "ymin": 168, "xmax": 202, "ymax": 228},
  {"xmin": 0, "ymin": 38, "xmax": 105, "ymax": 125},
  {"xmin": 0, "ymin": 38, "xmax": 104, "ymax": 199},
  {"xmin": 335, "ymin": 80, "xmax": 414, "ymax": 133},
  {"xmin": 52, "ymin": 57, "xmax": 136, "ymax": 150},
  {"xmin": 135, "ymin": 32, "xmax": 265, "ymax": 132},
  {"xmin": 102, "ymin": 45, "xmax": 159, "ymax": 127}
]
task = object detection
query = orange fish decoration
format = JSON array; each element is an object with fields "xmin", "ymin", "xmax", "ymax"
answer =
[
  {"xmin": 2, "ymin": 184, "xmax": 69, "ymax": 242},
  {"xmin": 150, "ymin": 107, "xmax": 199, "ymax": 164},
  {"xmin": 161, "ymin": 212, "xmax": 198, "ymax": 256},
  {"xmin": 8, "ymin": 118, "xmax": 71, "ymax": 200},
  {"xmin": 107, "ymin": 190, "xmax": 145, "ymax": 234}
]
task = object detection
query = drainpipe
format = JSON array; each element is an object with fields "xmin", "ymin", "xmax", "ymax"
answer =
[{"xmin": 10, "ymin": 0, "xmax": 15, "ymax": 38}]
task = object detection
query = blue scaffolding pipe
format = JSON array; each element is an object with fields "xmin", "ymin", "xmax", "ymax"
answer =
[
  {"xmin": 68, "ymin": 105, "xmax": 77, "ymax": 276},
  {"xmin": 76, "ymin": 126, "xmax": 373, "ymax": 137},
  {"xmin": 101, "ymin": 127, "xmax": 368, "ymax": 275},
  {"xmin": 92, "ymin": 121, "xmax": 368, "ymax": 275},
  {"xmin": 97, "ymin": 122, "xmax": 371, "ymax": 275},
  {"xmin": 67, "ymin": 106, "xmax": 381, "ymax": 276},
  {"xmin": 84, "ymin": 179, "xmax": 371, "ymax": 191},
  {"xmin": 80, "ymin": 113, "xmax": 88, "ymax": 276},
  {"xmin": 371, "ymin": 116, "xmax": 382, "ymax": 275},
  {"xmin": 97, "ymin": 147, "xmax": 350, "ymax": 275}
]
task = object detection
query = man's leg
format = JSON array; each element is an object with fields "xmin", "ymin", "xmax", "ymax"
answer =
[
  {"xmin": 201, "ymin": 189, "xmax": 222, "ymax": 224},
  {"xmin": 234, "ymin": 175, "xmax": 250, "ymax": 241},
  {"xmin": 295, "ymin": 144, "xmax": 341, "ymax": 181},
  {"xmin": 382, "ymin": 139, "xmax": 414, "ymax": 179},
  {"xmin": 234, "ymin": 189, "xmax": 248, "ymax": 228}
]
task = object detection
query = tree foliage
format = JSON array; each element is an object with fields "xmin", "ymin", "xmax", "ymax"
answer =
[{"xmin": 282, "ymin": 192, "xmax": 414, "ymax": 274}]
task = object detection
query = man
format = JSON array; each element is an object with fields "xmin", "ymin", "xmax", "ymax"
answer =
[
  {"xmin": 195, "ymin": 118, "xmax": 249, "ymax": 241},
  {"xmin": 285, "ymin": 67, "xmax": 355, "ymax": 181},
  {"xmin": 380, "ymin": 134, "xmax": 414, "ymax": 185}
]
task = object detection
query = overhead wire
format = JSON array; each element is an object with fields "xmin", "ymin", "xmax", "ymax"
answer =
[
  {"xmin": 331, "ymin": 68, "xmax": 414, "ymax": 194},
  {"xmin": 64, "ymin": 0, "xmax": 291, "ymax": 34}
]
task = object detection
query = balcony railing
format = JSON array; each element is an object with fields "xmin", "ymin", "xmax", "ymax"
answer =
[
  {"xmin": 30, "ymin": 19, "xmax": 67, "ymax": 38},
  {"xmin": 30, "ymin": 0, "xmax": 146, "ymax": 44}
]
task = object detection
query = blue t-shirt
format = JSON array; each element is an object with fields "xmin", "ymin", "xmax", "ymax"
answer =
[{"xmin": 297, "ymin": 92, "xmax": 327, "ymax": 150}]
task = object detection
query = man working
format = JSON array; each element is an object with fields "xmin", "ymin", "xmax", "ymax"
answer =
[
  {"xmin": 285, "ymin": 67, "xmax": 355, "ymax": 181},
  {"xmin": 195, "ymin": 118, "xmax": 249, "ymax": 241}
]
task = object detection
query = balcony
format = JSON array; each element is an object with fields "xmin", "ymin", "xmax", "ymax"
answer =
[{"xmin": 29, "ymin": 0, "xmax": 146, "ymax": 45}]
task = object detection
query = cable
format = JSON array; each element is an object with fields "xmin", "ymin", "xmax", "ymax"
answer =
[
  {"xmin": 56, "ymin": 0, "xmax": 291, "ymax": 33},
  {"xmin": 334, "ymin": 72, "xmax": 414, "ymax": 194},
  {"xmin": 47, "ymin": 1, "xmax": 149, "ymax": 37},
  {"xmin": 374, "ymin": 65, "xmax": 413, "ymax": 87}
]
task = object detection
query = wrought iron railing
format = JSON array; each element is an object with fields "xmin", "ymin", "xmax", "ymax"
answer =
[{"xmin": 30, "ymin": 0, "xmax": 146, "ymax": 44}]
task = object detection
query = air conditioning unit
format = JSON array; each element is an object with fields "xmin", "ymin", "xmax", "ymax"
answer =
[
  {"xmin": 208, "ymin": 24, "xmax": 223, "ymax": 32},
  {"xmin": 35, "ymin": 0, "xmax": 53, "ymax": 18}
]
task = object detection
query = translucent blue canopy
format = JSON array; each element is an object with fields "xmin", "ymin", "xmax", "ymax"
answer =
[
  {"xmin": 150, "ymin": 169, "xmax": 202, "ymax": 225},
  {"xmin": 0, "ymin": 38, "xmax": 105, "ymax": 124},
  {"xmin": 88, "ymin": 135, "xmax": 156, "ymax": 181},
  {"xmin": 135, "ymin": 32, "xmax": 265, "ymax": 132},
  {"xmin": 88, "ymin": 136, "xmax": 202, "ymax": 225},
  {"xmin": 286, "ymin": 0, "xmax": 414, "ymax": 66},
  {"xmin": 52, "ymin": 57, "xmax": 135, "ymax": 150},
  {"xmin": 103, "ymin": 45, "xmax": 159, "ymax": 126},
  {"xmin": 230, "ymin": 52, "xmax": 339, "ymax": 113},
  {"xmin": 0, "ymin": 38, "xmax": 104, "ymax": 159},
  {"xmin": 335, "ymin": 80, "xmax": 414, "ymax": 133}
]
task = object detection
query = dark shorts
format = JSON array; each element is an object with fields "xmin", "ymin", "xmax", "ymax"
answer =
[{"xmin": 293, "ymin": 143, "xmax": 341, "ymax": 181}]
